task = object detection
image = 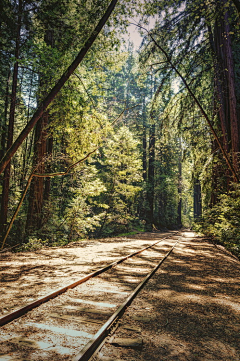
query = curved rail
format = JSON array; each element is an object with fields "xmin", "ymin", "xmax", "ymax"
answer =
[
  {"xmin": 0, "ymin": 231, "xmax": 179, "ymax": 327},
  {"xmin": 72, "ymin": 239, "xmax": 180, "ymax": 361}
]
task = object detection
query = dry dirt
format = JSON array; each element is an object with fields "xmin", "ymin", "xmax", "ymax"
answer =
[{"xmin": 0, "ymin": 230, "xmax": 239, "ymax": 361}]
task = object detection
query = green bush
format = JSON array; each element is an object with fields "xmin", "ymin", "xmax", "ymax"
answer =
[
  {"xmin": 196, "ymin": 184, "xmax": 240, "ymax": 257},
  {"xmin": 17, "ymin": 238, "xmax": 48, "ymax": 251}
]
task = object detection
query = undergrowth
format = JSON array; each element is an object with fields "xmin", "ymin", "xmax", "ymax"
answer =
[{"xmin": 194, "ymin": 184, "xmax": 240, "ymax": 258}]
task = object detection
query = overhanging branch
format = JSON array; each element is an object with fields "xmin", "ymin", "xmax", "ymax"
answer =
[
  {"xmin": 0, "ymin": 0, "xmax": 118, "ymax": 175},
  {"xmin": 137, "ymin": 24, "xmax": 239, "ymax": 183}
]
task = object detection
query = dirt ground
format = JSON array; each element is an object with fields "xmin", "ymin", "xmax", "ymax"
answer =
[
  {"xmin": 0, "ymin": 232, "xmax": 172, "ymax": 315},
  {"xmin": 0, "ymin": 230, "xmax": 240, "ymax": 361},
  {"xmin": 100, "ymin": 231, "xmax": 240, "ymax": 361}
]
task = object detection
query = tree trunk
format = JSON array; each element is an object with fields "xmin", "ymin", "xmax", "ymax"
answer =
[
  {"xmin": 142, "ymin": 100, "xmax": 147, "ymax": 182},
  {"xmin": 21, "ymin": 69, "xmax": 35, "ymax": 187},
  {"xmin": 146, "ymin": 74, "xmax": 157, "ymax": 230},
  {"xmin": 210, "ymin": 22, "xmax": 230, "ymax": 153},
  {"xmin": 0, "ymin": 0, "xmax": 119, "ymax": 175},
  {"xmin": 0, "ymin": 70, "xmax": 11, "ymax": 161},
  {"xmin": 213, "ymin": 1, "xmax": 239, "ymax": 174},
  {"xmin": 26, "ymin": 111, "xmax": 49, "ymax": 231},
  {"xmin": 207, "ymin": 9, "xmax": 234, "ymax": 192},
  {"xmin": 193, "ymin": 178, "xmax": 202, "ymax": 219},
  {"xmin": 177, "ymin": 138, "xmax": 182, "ymax": 227},
  {"xmin": 25, "ymin": 27, "xmax": 54, "ymax": 234},
  {"xmin": 146, "ymin": 123, "xmax": 155, "ymax": 230},
  {"xmin": 43, "ymin": 134, "xmax": 53, "ymax": 203},
  {"xmin": 0, "ymin": 1, "xmax": 22, "ymax": 241},
  {"xmin": 223, "ymin": 13, "xmax": 239, "ymax": 172}
]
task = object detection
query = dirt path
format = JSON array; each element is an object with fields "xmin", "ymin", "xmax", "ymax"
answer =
[
  {"xmin": 0, "ymin": 231, "xmax": 172, "ymax": 315},
  {"xmin": 100, "ymin": 231, "xmax": 240, "ymax": 361},
  {"xmin": 0, "ymin": 230, "xmax": 239, "ymax": 361}
]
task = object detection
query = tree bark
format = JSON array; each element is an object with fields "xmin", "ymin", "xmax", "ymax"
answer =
[
  {"xmin": 212, "ymin": 2, "xmax": 240, "ymax": 177},
  {"xmin": 0, "ymin": 70, "xmax": 11, "ymax": 161},
  {"xmin": 26, "ymin": 28, "xmax": 54, "ymax": 233},
  {"xmin": 43, "ymin": 134, "xmax": 53, "ymax": 203},
  {"xmin": 177, "ymin": 138, "xmax": 182, "ymax": 227},
  {"xmin": 146, "ymin": 123, "xmax": 155, "ymax": 229},
  {"xmin": 142, "ymin": 99, "xmax": 147, "ymax": 182},
  {"xmin": 21, "ymin": 69, "xmax": 35, "ymax": 187},
  {"xmin": 0, "ymin": 0, "xmax": 118, "ymax": 175},
  {"xmin": 208, "ymin": 21, "xmax": 230, "ymax": 153},
  {"xmin": 0, "ymin": 1, "xmax": 22, "ymax": 240},
  {"xmin": 223, "ymin": 12, "xmax": 239, "ymax": 172},
  {"xmin": 193, "ymin": 178, "xmax": 202, "ymax": 219},
  {"xmin": 26, "ymin": 111, "xmax": 49, "ymax": 231}
]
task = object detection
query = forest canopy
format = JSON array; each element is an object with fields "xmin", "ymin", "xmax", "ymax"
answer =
[{"xmin": 0, "ymin": 0, "xmax": 240, "ymax": 256}]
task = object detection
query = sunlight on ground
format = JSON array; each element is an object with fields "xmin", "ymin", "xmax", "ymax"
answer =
[{"xmin": 182, "ymin": 231, "xmax": 196, "ymax": 238}]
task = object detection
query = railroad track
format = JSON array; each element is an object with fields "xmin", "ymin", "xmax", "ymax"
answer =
[{"xmin": 0, "ymin": 232, "xmax": 182, "ymax": 361}]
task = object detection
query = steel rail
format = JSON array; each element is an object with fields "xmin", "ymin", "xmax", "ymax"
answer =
[
  {"xmin": 72, "ymin": 238, "xmax": 181, "ymax": 361},
  {"xmin": 0, "ymin": 231, "xmax": 179, "ymax": 327}
]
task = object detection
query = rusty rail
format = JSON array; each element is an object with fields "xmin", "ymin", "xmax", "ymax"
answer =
[
  {"xmin": 72, "ymin": 238, "xmax": 181, "ymax": 361},
  {"xmin": 0, "ymin": 231, "xmax": 179, "ymax": 327}
]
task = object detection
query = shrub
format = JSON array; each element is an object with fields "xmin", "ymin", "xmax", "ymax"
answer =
[{"xmin": 196, "ymin": 184, "xmax": 240, "ymax": 257}]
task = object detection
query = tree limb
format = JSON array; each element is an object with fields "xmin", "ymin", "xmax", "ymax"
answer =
[
  {"xmin": 138, "ymin": 24, "xmax": 239, "ymax": 182},
  {"xmin": 0, "ymin": 105, "xmax": 135, "ymax": 249},
  {"xmin": 0, "ymin": 0, "xmax": 118, "ymax": 175}
]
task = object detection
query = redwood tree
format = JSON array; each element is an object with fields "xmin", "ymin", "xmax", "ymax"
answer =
[{"xmin": 0, "ymin": 0, "xmax": 22, "ymax": 240}]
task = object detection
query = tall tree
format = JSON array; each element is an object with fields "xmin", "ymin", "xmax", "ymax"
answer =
[
  {"xmin": 0, "ymin": 0, "xmax": 22, "ymax": 240},
  {"xmin": 0, "ymin": 0, "xmax": 119, "ymax": 175}
]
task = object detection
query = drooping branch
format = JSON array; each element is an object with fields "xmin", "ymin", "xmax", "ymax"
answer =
[
  {"xmin": 0, "ymin": 0, "xmax": 118, "ymax": 175},
  {"xmin": 138, "ymin": 25, "xmax": 239, "ymax": 183}
]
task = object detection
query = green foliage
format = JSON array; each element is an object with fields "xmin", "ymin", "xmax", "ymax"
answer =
[
  {"xmin": 196, "ymin": 184, "xmax": 240, "ymax": 257},
  {"xmin": 62, "ymin": 168, "xmax": 107, "ymax": 240},
  {"xmin": 2, "ymin": 0, "xmax": 240, "ymax": 252},
  {"xmin": 31, "ymin": 126, "xmax": 143, "ymax": 241},
  {"xmin": 17, "ymin": 237, "xmax": 49, "ymax": 252},
  {"xmin": 96, "ymin": 126, "xmax": 143, "ymax": 236},
  {"xmin": 35, "ymin": 164, "xmax": 107, "ymax": 242},
  {"xmin": 154, "ymin": 141, "xmax": 179, "ymax": 228}
]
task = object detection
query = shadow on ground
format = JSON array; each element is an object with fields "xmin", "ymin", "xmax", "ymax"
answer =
[{"xmin": 1, "ymin": 231, "xmax": 239, "ymax": 360}]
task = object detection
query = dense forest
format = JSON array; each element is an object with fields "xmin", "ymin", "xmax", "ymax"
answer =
[{"xmin": 0, "ymin": 0, "xmax": 240, "ymax": 256}]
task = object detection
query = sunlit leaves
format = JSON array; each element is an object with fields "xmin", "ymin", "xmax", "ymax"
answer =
[{"xmin": 96, "ymin": 126, "xmax": 143, "ymax": 235}]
